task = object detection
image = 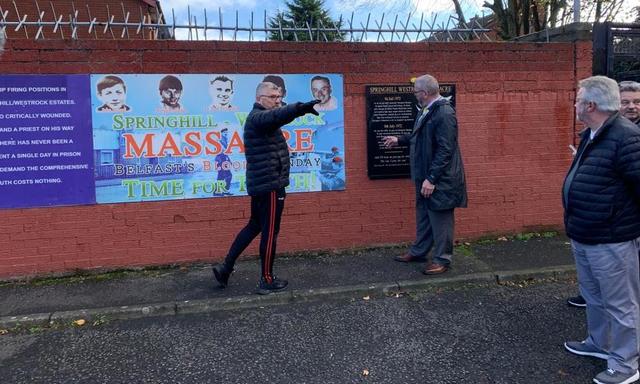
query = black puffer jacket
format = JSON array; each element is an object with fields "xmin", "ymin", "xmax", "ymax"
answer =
[
  {"xmin": 244, "ymin": 102, "xmax": 306, "ymax": 196},
  {"xmin": 399, "ymin": 98, "xmax": 467, "ymax": 210},
  {"xmin": 562, "ymin": 113, "xmax": 640, "ymax": 244}
]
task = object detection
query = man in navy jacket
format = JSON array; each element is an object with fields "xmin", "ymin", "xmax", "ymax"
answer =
[
  {"xmin": 568, "ymin": 80, "xmax": 640, "ymax": 309},
  {"xmin": 563, "ymin": 76, "xmax": 640, "ymax": 384}
]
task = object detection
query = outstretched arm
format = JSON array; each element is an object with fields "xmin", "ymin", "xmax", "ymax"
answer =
[{"xmin": 250, "ymin": 100, "xmax": 320, "ymax": 133}]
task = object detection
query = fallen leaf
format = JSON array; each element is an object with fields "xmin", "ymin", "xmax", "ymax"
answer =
[
  {"xmin": 362, "ymin": 296, "xmax": 370, "ymax": 301},
  {"xmin": 73, "ymin": 319, "xmax": 86, "ymax": 326},
  {"xmin": 362, "ymin": 369, "xmax": 370, "ymax": 376},
  {"xmin": 0, "ymin": 329, "xmax": 8, "ymax": 335},
  {"xmin": 498, "ymin": 236, "xmax": 508, "ymax": 241}
]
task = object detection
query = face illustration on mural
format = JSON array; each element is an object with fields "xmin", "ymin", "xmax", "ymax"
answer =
[
  {"xmin": 311, "ymin": 78, "xmax": 332, "ymax": 105},
  {"xmin": 210, "ymin": 78, "xmax": 234, "ymax": 108},
  {"xmin": 97, "ymin": 83, "xmax": 127, "ymax": 110},
  {"xmin": 161, "ymin": 88, "xmax": 182, "ymax": 107},
  {"xmin": 158, "ymin": 75, "xmax": 184, "ymax": 110}
]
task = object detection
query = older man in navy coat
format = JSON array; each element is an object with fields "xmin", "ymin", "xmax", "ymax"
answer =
[{"xmin": 383, "ymin": 74, "xmax": 467, "ymax": 275}]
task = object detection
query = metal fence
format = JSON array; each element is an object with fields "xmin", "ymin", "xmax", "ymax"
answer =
[
  {"xmin": 593, "ymin": 22, "xmax": 640, "ymax": 82},
  {"xmin": 0, "ymin": 1, "xmax": 493, "ymax": 42}
]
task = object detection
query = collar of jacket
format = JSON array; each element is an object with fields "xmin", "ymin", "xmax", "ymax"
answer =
[
  {"xmin": 421, "ymin": 98, "xmax": 449, "ymax": 118},
  {"xmin": 431, "ymin": 98, "xmax": 449, "ymax": 108},
  {"xmin": 579, "ymin": 111, "xmax": 620, "ymax": 142}
]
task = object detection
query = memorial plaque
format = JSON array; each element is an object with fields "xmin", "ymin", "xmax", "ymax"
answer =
[{"xmin": 366, "ymin": 84, "xmax": 456, "ymax": 179}]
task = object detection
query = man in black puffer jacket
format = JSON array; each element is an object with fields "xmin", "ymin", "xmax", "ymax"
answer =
[
  {"xmin": 562, "ymin": 76, "xmax": 640, "ymax": 384},
  {"xmin": 567, "ymin": 80, "xmax": 640, "ymax": 309},
  {"xmin": 213, "ymin": 81, "xmax": 319, "ymax": 295}
]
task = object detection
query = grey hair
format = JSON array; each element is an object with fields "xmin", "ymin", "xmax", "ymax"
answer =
[
  {"xmin": 415, "ymin": 74, "xmax": 440, "ymax": 95},
  {"xmin": 255, "ymin": 81, "xmax": 280, "ymax": 97},
  {"xmin": 619, "ymin": 81, "xmax": 640, "ymax": 93},
  {"xmin": 578, "ymin": 76, "xmax": 620, "ymax": 113}
]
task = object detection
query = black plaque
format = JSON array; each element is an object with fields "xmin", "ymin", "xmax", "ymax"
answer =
[{"xmin": 366, "ymin": 84, "xmax": 456, "ymax": 179}]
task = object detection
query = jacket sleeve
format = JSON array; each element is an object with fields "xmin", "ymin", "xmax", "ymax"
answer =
[
  {"xmin": 249, "ymin": 103, "xmax": 304, "ymax": 133},
  {"xmin": 427, "ymin": 109, "xmax": 457, "ymax": 184},
  {"xmin": 617, "ymin": 135, "xmax": 640, "ymax": 201},
  {"xmin": 397, "ymin": 134, "xmax": 411, "ymax": 146}
]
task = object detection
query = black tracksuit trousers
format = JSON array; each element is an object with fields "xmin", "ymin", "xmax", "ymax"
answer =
[{"xmin": 223, "ymin": 187, "xmax": 286, "ymax": 283}]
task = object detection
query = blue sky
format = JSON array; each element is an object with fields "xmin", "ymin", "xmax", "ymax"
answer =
[
  {"xmin": 159, "ymin": 0, "xmax": 488, "ymax": 41},
  {"xmin": 159, "ymin": 0, "xmax": 637, "ymax": 41}
]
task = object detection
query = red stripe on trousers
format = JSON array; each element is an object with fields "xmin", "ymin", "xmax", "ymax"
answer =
[{"xmin": 264, "ymin": 190, "xmax": 276, "ymax": 283}]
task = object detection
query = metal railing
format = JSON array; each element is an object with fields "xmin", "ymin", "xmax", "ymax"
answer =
[
  {"xmin": 0, "ymin": 1, "xmax": 494, "ymax": 42},
  {"xmin": 593, "ymin": 22, "xmax": 640, "ymax": 82}
]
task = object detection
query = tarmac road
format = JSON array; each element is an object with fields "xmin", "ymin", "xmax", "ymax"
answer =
[{"xmin": 0, "ymin": 276, "xmax": 601, "ymax": 384}]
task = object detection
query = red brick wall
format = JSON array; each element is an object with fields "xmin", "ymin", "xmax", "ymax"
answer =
[
  {"xmin": 0, "ymin": 39, "xmax": 591, "ymax": 278},
  {"xmin": 0, "ymin": 0, "xmax": 161, "ymax": 40}
]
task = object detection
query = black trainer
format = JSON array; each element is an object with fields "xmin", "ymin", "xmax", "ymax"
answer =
[
  {"xmin": 255, "ymin": 277, "xmax": 288, "ymax": 295},
  {"xmin": 212, "ymin": 264, "xmax": 231, "ymax": 288},
  {"xmin": 567, "ymin": 295, "xmax": 586, "ymax": 308}
]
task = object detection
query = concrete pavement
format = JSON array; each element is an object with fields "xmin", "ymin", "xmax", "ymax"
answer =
[{"xmin": 0, "ymin": 233, "xmax": 576, "ymax": 329}]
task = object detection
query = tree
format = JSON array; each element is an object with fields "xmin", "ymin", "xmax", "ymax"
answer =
[
  {"xmin": 451, "ymin": 0, "xmax": 467, "ymax": 26},
  {"xmin": 482, "ymin": 0, "xmax": 628, "ymax": 40},
  {"xmin": 268, "ymin": 0, "xmax": 345, "ymax": 41}
]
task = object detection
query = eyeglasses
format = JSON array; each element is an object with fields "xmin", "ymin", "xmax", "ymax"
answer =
[
  {"xmin": 413, "ymin": 90, "xmax": 426, "ymax": 95},
  {"xmin": 575, "ymin": 98, "xmax": 591, "ymax": 106},
  {"xmin": 259, "ymin": 94, "xmax": 283, "ymax": 100}
]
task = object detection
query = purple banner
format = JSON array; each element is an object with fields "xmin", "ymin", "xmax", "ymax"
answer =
[{"xmin": 0, "ymin": 75, "xmax": 95, "ymax": 208}]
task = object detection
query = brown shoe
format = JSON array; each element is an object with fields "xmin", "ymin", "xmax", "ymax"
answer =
[
  {"xmin": 394, "ymin": 253, "xmax": 427, "ymax": 263},
  {"xmin": 422, "ymin": 262, "xmax": 449, "ymax": 275}
]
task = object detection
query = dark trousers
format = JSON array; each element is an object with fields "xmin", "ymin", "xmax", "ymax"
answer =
[
  {"xmin": 223, "ymin": 188, "xmax": 286, "ymax": 282},
  {"xmin": 409, "ymin": 181, "xmax": 455, "ymax": 266}
]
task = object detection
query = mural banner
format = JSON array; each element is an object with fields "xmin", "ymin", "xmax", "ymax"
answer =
[{"xmin": 91, "ymin": 74, "xmax": 345, "ymax": 203}]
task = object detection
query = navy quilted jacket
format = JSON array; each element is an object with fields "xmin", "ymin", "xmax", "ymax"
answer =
[{"xmin": 562, "ymin": 113, "xmax": 640, "ymax": 244}]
